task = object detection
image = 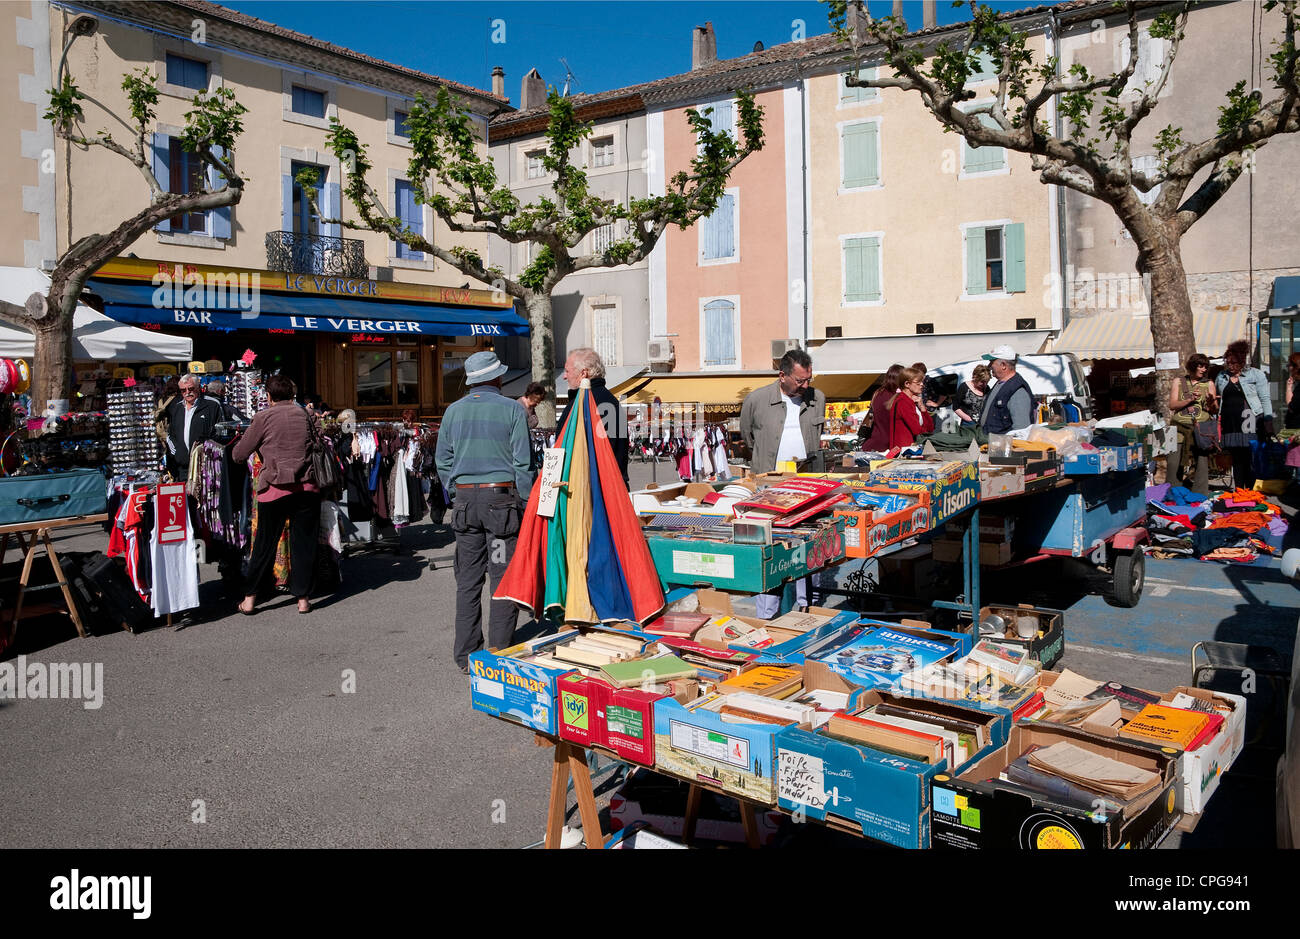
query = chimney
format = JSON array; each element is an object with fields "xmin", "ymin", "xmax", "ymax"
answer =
[
  {"xmin": 893, "ymin": 0, "xmax": 905, "ymax": 27},
  {"xmin": 491, "ymin": 66, "xmax": 504, "ymax": 98},
  {"xmin": 692, "ymin": 22, "xmax": 717, "ymax": 70},
  {"xmin": 521, "ymin": 68, "xmax": 546, "ymax": 111},
  {"xmin": 847, "ymin": 0, "xmax": 869, "ymax": 41},
  {"xmin": 753, "ymin": 40, "xmax": 764, "ymax": 53},
  {"xmin": 922, "ymin": 0, "xmax": 937, "ymax": 30}
]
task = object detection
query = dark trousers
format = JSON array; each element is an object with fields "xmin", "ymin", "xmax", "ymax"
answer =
[
  {"xmin": 451, "ymin": 486, "xmax": 523, "ymax": 667},
  {"xmin": 1228, "ymin": 445, "xmax": 1256, "ymax": 491},
  {"xmin": 244, "ymin": 490, "xmax": 320, "ymax": 599}
]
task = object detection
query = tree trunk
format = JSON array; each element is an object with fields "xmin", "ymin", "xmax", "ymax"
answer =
[
  {"xmin": 30, "ymin": 289, "xmax": 77, "ymax": 423},
  {"xmin": 526, "ymin": 291, "xmax": 558, "ymax": 428},
  {"xmin": 1137, "ymin": 233, "xmax": 1196, "ymax": 418}
]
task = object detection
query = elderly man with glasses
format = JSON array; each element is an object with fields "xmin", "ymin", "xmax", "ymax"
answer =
[
  {"xmin": 740, "ymin": 348, "xmax": 825, "ymax": 475},
  {"xmin": 164, "ymin": 373, "xmax": 224, "ymax": 480}
]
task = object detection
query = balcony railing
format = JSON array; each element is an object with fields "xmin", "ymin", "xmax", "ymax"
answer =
[{"xmin": 265, "ymin": 231, "xmax": 367, "ymax": 279}]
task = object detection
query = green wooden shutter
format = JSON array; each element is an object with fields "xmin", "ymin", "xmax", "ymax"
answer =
[
  {"xmin": 844, "ymin": 237, "xmax": 880, "ymax": 302},
  {"xmin": 963, "ymin": 113, "xmax": 1005, "ymax": 173},
  {"xmin": 841, "ymin": 122, "xmax": 879, "ymax": 189},
  {"xmin": 965, "ymin": 227, "xmax": 987, "ymax": 295},
  {"xmin": 1005, "ymin": 222, "xmax": 1026, "ymax": 293},
  {"xmin": 840, "ymin": 66, "xmax": 878, "ymax": 104}
]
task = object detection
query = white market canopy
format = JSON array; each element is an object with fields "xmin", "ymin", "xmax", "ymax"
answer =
[{"xmin": 0, "ymin": 266, "xmax": 191, "ymax": 363}]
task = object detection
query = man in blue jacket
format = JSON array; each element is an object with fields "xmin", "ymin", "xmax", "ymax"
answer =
[{"xmin": 978, "ymin": 345, "xmax": 1034, "ymax": 434}]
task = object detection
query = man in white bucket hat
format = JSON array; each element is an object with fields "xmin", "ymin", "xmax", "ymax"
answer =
[{"xmin": 435, "ymin": 349, "xmax": 533, "ymax": 673}]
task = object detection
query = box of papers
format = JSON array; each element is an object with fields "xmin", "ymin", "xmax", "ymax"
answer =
[
  {"xmin": 834, "ymin": 488, "xmax": 931, "ymax": 559},
  {"xmin": 868, "ymin": 459, "xmax": 981, "ymax": 526},
  {"xmin": 776, "ymin": 691, "xmax": 1004, "ymax": 848},
  {"xmin": 557, "ymin": 673, "xmax": 667, "ymax": 766},
  {"xmin": 1162, "ymin": 686, "xmax": 1246, "ymax": 817},
  {"xmin": 930, "ymin": 723, "xmax": 1181, "ymax": 849},
  {"xmin": 469, "ymin": 631, "xmax": 581, "ymax": 735},
  {"xmin": 978, "ymin": 604, "xmax": 1066, "ymax": 670},
  {"xmin": 643, "ymin": 516, "xmax": 847, "ymax": 593},
  {"xmin": 651, "ymin": 661, "xmax": 866, "ymax": 804}
]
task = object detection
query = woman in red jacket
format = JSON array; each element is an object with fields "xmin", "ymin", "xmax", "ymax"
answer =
[
  {"xmin": 859, "ymin": 363, "xmax": 904, "ymax": 451},
  {"xmin": 887, "ymin": 367, "xmax": 934, "ymax": 449}
]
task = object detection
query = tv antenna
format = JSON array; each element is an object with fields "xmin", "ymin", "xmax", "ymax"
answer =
[{"xmin": 559, "ymin": 57, "xmax": 580, "ymax": 96}]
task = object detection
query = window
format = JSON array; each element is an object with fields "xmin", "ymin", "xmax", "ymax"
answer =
[
  {"xmin": 290, "ymin": 161, "xmax": 324, "ymax": 237},
  {"xmin": 839, "ymin": 66, "xmax": 878, "ymax": 105},
  {"xmin": 840, "ymin": 120, "xmax": 880, "ymax": 189},
  {"xmin": 591, "ymin": 222, "xmax": 615, "ymax": 254},
  {"xmin": 702, "ymin": 298, "xmax": 737, "ymax": 367},
  {"xmin": 394, "ymin": 179, "xmax": 424, "ymax": 260},
  {"xmin": 842, "ymin": 235, "xmax": 882, "ymax": 304},
  {"xmin": 356, "ymin": 346, "xmax": 419, "ymax": 408},
  {"xmin": 291, "ymin": 85, "xmax": 326, "ymax": 118},
  {"xmin": 525, "ymin": 149, "xmax": 545, "ymax": 179},
  {"xmin": 592, "ymin": 136, "xmax": 615, "ymax": 167},
  {"xmin": 699, "ymin": 191, "xmax": 736, "ymax": 262},
  {"xmin": 592, "ymin": 304, "xmax": 620, "ymax": 366},
  {"xmin": 964, "ymin": 222, "xmax": 1026, "ymax": 295},
  {"xmin": 168, "ymin": 140, "xmax": 207, "ymax": 234},
  {"xmin": 969, "ymin": 50, "xmax": 998, "ymax": 83},
  {"xmin": 704, "ymin": 99, "xmax": 733, "ymax": 138},
  {"xmin": 394, "ymin": 110, "xmax": 410, "ymax": 138},
  {"xmin": 166, "ymin": 53, "xmax": 207, "ymax": 92},
  {"xmin": 1118, "ymin": 32, "xmax": 1169, "ymax": 99},
  {"xmin": 961, "ymin": 109, "xmax": 1006, "ymax": 175}
]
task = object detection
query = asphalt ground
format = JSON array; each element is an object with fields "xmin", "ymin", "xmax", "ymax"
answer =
[{"xmin": 0, "ymin": 456, "xmax": 1294, "ymax": 849}]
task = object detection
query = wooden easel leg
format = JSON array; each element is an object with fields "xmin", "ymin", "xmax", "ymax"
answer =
[
  {"xmin": 566, "ymin": 744, "xmax": 605, "ymax": 848},
  {"xmin": 682, "ymin": 784, "xmax": 703, "ymax": 845},
  {"xmin": 41, "ymin": 529, "xmax": 86, "ymax": 638},
  {"xmin": 8, "ymin": 536, "xmax": 42, "ymax": 636},
  {"xmin": 739, "ymin": 800, "xmax": 761, "ymax": 849},
  {"xmin": 544, "ymin": 739, "xmax": 570, "ymax": 849}
]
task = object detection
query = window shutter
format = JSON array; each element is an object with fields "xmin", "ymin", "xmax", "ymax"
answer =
[
  {"xmin": 841, "ymin": 122, "xmax": 878, "ymax": 188},
  {"xmin": 703, "ymin": 194, "xmax": 734, "ymax": 260},
  {"xmin": 704, "ymin": 300, "xmax": 735, "ymax": 366},
  {"xmin": 965, "ymin": 227, "xmax": 987, "ymax": 295},
  {"xmin": 710, "ymin": 99, "xmax": 733, "ymax": 138},
  {"xmin": 840, "ymin": 66, "xmax": 878, "ymax": 104},
  {"xmin": 861, "ymin": 237, "xmax": 881, "ymax": 301},
  {"xmin": 963, "ymin": 113, "xmax": 1005, "ymax": 173},
  {"xmin": 281, "ymin": 174, "xmax": 294, "ymax": 232},
  {"xmin": 1005, "ymin": 222, "xmax": 1026, "ymax": 293},
  {"xmin": 207, "ymin": 145, "xmax": 231, "ymax": 240},
  {"xmin": 152, "ymin": 133, "xmax": 171, "ymax": 233},
  {"xmin": 844, "ymin": 237, "xmax": 881, "ymax": 302},
  {"xmin": 323, "ymin": 181, "xmax": 341, "ymax": 239}
]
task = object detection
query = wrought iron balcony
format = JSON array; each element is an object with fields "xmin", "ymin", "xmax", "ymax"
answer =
[{"xmin": 265, "ymin": 231, "xmax": 368, "ymax": 279}]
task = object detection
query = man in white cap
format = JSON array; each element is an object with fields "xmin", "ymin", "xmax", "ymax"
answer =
[
  {"xmin": 978, "ymin": 345, "xmax": 1034, "ymax": 433},
  {"xmin": 435, "ymin": 350, "xmax": 534, "ymax": 673}
]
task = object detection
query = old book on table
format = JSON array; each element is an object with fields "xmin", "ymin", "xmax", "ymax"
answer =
[
  {"xmin": 733, "ymin": 477, "xmax": 845, "ymax": 518},
  {"xmin": 1026, "ymin": 741, "xmax": 1161, "ymax": 802},
  {"xmin": 1117, "ymin": 703, "xmax": 1210, "ymax": 750},
  {"xmin": 825, "ymin": 712, "xmax": 946, "ymax": 766},
  {"xmin": 765, "ymin": 610, "xmax": 836, "ymax": 634},
  {"xmin": 715, "ymin": 691, "xmax": 815, "ymax": 726},
  {"xmin": 599, "ymin": 654, "xmax": 696, "ymax": 688},
  {"xmin": 643, "ymin": 612, "xmax": 710, "ymax": 638},
  {"xmin": 864, "ymin": 706, "xmax": 963, "ymax": 767},
  {"xmin": 873, "ymin": 702, "xmax": 989, "ymax": 750},
  {"xmin": 553, "ymin": 643, "xmax": 617, "ymax": 667},
  {"xmin": 717, "ymin": 665, "xmax": 803, "ymax": 698},
  {"xmin": 1004, "ymin": 746, "xmax": 1124, "ymax": 815},
  {"xmin": 1086, "ymin": 680, "xmax": 1162, "ymax": 714},
  {"xmin": 1042, "ymin": 669, "xmax": 1103, "ymax": 709}
]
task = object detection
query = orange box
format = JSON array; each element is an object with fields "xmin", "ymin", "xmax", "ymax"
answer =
[{"xmin": 834, "ymin": 487, "xmax": 932, "ymax": 558}]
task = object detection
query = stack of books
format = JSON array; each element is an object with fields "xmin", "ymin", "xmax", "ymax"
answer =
[
  {"xmin": 824, "ymin": 702, "xmax": 991, "ymax": 769},
  {"xmin": 733, "ymin": 478, "xmax": 848, "ymax": 528}
]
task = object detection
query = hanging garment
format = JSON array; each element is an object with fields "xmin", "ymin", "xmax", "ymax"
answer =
[
  {"xmin": 712, "ymin": 428, "xmax": 729, "ymax": 479},
  {"xmin": 150, "ymin": 492, "xmax": 200, "ymax": 615},
  {"xmin": 390, "ymin": 458, "xmax": 410, "ymax": 526},
  {"xmin": 108, "ymin": 485, "xmax": 152, "ymax": 603}
]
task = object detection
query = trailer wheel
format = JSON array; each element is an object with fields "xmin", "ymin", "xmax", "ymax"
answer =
[{"xmin": 1105, "ymin": 550, "xmax": 1145, "ymax": 608}]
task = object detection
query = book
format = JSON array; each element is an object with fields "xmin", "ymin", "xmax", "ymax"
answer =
[
  {"xmin": 764, "ymin": 610, "xmax": 835, "ymax": 635},
  {"xmin": 1086, "ymin": 680, "xmax": 1161, "ymax": 714},
  {"xmin": 812, "ymin": 626, "xmax": 957, "ymax": 689},
  {"xmin": 1027, "ymin": 742, "xmax": 1161, "ymax": 802},
  {"xmin": 715, "ymin": 691, "xmax": 815, "ymax": 725},
  {"xmin": 643, "ymin": 612, "xmax": 710, "ymax": 638},
  {"xmin": 824, "ymin": 712, "xmax": 946, "ymax": 766},
  {"xmin": 1004, "ymin": 746, "xmax": 1124, "ymax": 815},
  {"xmin": 863, "ymin": 707, "xmax": 963, "ymax": 767},
  {"xmin": 718, "ymin": 666, "xmax": 803, "ymax": 698},
  {"xmin": 965, "ymin": 639, "xmax": 1035, "ymax": 684},
  {"xmin": 733, "ymin": 477, "xmax": 846, "ymax": 518},
  {"xmin": 873, "ymin": 702, "xmax": 989, "ymax": 749},
  {"xmin": 1118, "ymin": 703, "xmax": 1210, "ymax": 750},
  {"xmin": 770, "ymin": 492, "xmax": 853, "ymax": 528},
  {"xmin": 1185, "ymin": 711, "xmax": 1226, "ymax": 751},
  {"xmin": 599, "ymin": 654, "xmax": 697, "ymax": 688},
  {"xmin": 553, "ymin": 644, "xmax": 617, "ymax": 667}
]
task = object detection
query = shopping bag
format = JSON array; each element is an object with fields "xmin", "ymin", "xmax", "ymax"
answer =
[{"xmin": 1192, "ymin": 418, "xmax": 1220, "ymax": 452}]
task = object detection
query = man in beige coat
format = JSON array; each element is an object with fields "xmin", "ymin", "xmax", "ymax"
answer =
[{"xmin": 739, "ymin": 349, "xmax": 825, "ymax": 474}]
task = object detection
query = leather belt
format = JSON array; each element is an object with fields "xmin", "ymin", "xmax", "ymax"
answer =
[{"xmin": 458, "ymin": 482, "xmax": 514, "ymax": 489}]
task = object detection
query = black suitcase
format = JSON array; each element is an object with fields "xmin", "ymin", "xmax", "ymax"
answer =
[{"xmin": 81, "ymin": 551, "xmax": 154, "ymax": 632}]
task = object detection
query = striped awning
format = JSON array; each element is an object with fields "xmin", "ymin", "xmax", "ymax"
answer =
[{"xmin": 1052, "ymin": 308, "xmax": 1249, "ymax": 360}]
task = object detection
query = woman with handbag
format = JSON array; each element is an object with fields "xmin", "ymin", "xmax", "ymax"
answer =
[
  {"xmin": 1215, "ymin": 339, "xmax": 1274, "ymax": 491},
  {"xmin": 887, "ymin": 367, "xmax": 935, "ymax": 449},
  {"xmin": 231, "ymin": 374, "xmax": 320, "ymax": 615},
  {"xmin": 1168, "ymin": 353, "xmax": 1217, "ymax": 494}
]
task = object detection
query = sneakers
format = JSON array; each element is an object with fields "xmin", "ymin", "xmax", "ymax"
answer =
[{"xmin": 458, "ymin": 664, "xmax": 470, "ymax": 675}]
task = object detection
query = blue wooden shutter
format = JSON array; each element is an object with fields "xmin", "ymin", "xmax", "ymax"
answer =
[
  {"xmin": 207, "ymin": 145, "xmax": 231, "ymax": 240},
  {"xmin": 322, "ymin": 179, "xmax": 341, "ymax": 239},
  {"xmin": 152, "ymin": 133, "xmax": 171, "ymax": 233},
  {"xmin": 965, "ymin": 227, "xmax": 987, "ymax": 295},
  {"xmin": 705, "ymin": 299, "xmax": 735, "ymax": 366},
  {"xmin": 842, "ymin": 122, "xmax": 879, "ymax": 188},
  {"xmin": 1004, "ymin": 222, "xmax": 1026, "ymax": 293},
  {"xmin": 710, "ymin": 99, "xmax": 733, "ymax": 138},
  {"xmin": 702, "ymin": 193, "xmax": 734, "ymax": 261},
  {"xmin": 396, "ymin": 180, "xmax": 423, "ymax": 260},
  {"xmin": 281, "ymin": 174, "xmax": 294, "ymax": 232}
]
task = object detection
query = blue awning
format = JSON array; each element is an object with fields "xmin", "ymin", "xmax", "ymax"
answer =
[
  {"xmin": 1272, "ymin": 276, "xmax": 1300, "ymax": 311},
  {"xmin": 86, "ymin": 278, "xmax": 529, "ymax": 338}
]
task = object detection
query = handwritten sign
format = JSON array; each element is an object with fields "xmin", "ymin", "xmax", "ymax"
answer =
[
  {"xmin": 536, "ymin": 448, "xmax": 566, "ymax": 519},
  {"xmin": 156, "ymin": 483, "xmax": 188, "ymax": 545},
  {"xmin": 777, "ymin": 749, "xmax": 828, "ymax": 809}
]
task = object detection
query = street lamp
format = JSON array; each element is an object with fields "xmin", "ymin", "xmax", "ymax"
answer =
[{"xmin": 56, "ymin": 13, "xmax": 99, "ymax": 86}]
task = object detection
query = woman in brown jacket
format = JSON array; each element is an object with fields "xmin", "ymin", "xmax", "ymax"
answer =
[{"xmin": 232, "ymin": 374, "xmax": 319, "ymax": 615}]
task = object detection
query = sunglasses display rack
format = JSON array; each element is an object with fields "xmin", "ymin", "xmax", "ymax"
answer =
[
  {"xmin": 106, "ymin": 388, "xmax": 161, "ymax": 475},
  {"xmin": 228, "ymin": 368, "xmax": 268, "ymax": 417}
]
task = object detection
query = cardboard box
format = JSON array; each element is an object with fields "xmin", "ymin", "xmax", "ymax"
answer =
[
  {"xmin": 869, "ymin": 459, "xmax": 980, "ymax": 526},
  {"xmin": 979, "ymin": 464, "xmax": 1025, "ymax": 500},
  {"xmin": 469, "ymin": 631, "xmax": 581, "ymax": 735},
  {"xmin": 931, "ymin": 537, "xmax": 1012, "ymax": 567},
  {"xmin": 644, "ymin": 517, "xmax": 847, "ymax": 593},
  {"xmin": 977, "ymin": 514, "xmax": 1015, "ymax": 541},
  {"xmin": 1062, "ymin": 449, "xmax": 1119, "ymax": 474},
  {"xmin": 651, "ymin": 660, "xmax": 867, "ymax": 804},
  {"xmin": 833, "ymin": 488, "xmax": 931, "ymax": 558},
  {"xmin": 630, "ymin": 481, "xmax": 734, "ymax": 518},
  {"xmin": 977, "ymin": 604, "xmax": 1065, "ymax": 670},
  {"xmin": 775, "ymin": 691, "xmax": 1007, "ymax": 848},
  {"xmin": 680, "ymin": 588, "xmax": 859, "ymax": 663},
  {"xmin": 930, "ymin": 723, "xmax": 1182, "ymax": 849},
  {"xmin": 557, "ymin": 673, "xmax": 667, "ymax": 766}
]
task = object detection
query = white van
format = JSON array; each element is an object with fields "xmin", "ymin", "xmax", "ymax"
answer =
[{"xmin": 928, "ymin": 352, "xmax": 1095, "ymax": 425}]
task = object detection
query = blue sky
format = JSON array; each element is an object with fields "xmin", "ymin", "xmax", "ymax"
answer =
[{"xmin": 221, "ymin": 0, "xmax": 1051, "ymax": 100}]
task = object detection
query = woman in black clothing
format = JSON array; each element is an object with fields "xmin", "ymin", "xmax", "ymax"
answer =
[
  {"xmin": 953, "ymin": 364, "xmax": 991, "ymax": 427},
  {"xmin": 1217, "ymin": 342, "xmax": 1260, "ymax": 490}
]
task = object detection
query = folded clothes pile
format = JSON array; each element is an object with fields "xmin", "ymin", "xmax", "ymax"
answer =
[{"xmin": 1142, "ymin": 483, "xmax": 1283, "ymax": 562}]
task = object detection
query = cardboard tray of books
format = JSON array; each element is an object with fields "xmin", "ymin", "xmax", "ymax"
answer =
[{"xmin": 868, "ymin": 458, "xmax": 981, "ymax": 526}]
